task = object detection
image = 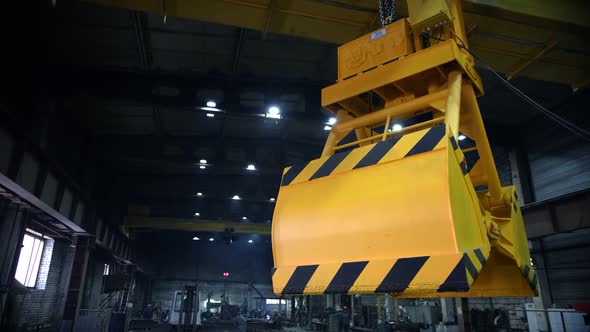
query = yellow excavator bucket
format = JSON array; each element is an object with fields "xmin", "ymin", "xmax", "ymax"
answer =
[
  {"xmin": 271, "ymin": 1, "xmax": 538, "ymax": 298},
  {"xmin": 272, "ymin": 124, "xmax": 537, "ymax": 297}
]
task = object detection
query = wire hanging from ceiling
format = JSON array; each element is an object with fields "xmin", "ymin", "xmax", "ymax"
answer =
[{"xmin": 439, "ymin": 30, "xmax": 590, "ymax": 142}]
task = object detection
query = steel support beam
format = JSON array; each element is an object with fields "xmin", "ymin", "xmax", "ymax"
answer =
[
  {"xmin": 82, "ymin": 0, "xmax": 590, "ymax": 86},
  {"xmin": 130, "ymin": 10, "xmax": 153, "ymax": 70},
  {"xmin": 232, "ymin": 28, "xmax": 246, "ymax": 73},
  {"xmin": 85, "ymin": 0, "xmax": 373, "ymax": 44},
  {"xmin": 124, "ymin": 216, "xmax": 271, "ymax": 234},
  {"xmin": 61, "ymin": 235, "xmax": 93, "ymax": 332},
  {"xmin": 463, "ymin": 0, "xmax": 590, "ymax": 29},
  {"xmin": 0, "ymin": 172, "xmax": 86, "ymax": 234},
  {"xmin": 507, "ymin": 39, "xmax": 558, "ymax": 80},
  {"xmin": 262, "ymin": 0, "xmax": 276, "ymax": 37},
  {"xmin": 85, "ymin": 0, "xmax": 590, "ymax": 44},
  {"xmin": 522, "ymin": 189, "xmax": 590, "ymax": 238}
]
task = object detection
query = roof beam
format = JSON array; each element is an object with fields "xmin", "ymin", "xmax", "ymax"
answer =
[
  {"xmin": 124, "ymin": 215, "xmax": 271, "ymax": 234},
  {"xmin": 463, "ymin": 0, "xmax": 590, "ymax": 29},
  {"xmin": 262, "ymin": 0, "xmax": 276, "ymax": 37},
  {"xmin": 130, "ymin": 10, "xmax": 153, "ymax": 70},
  {"xmin": 0, "ymin": 172, "xmax": 86, "ymax": 234},
  {"xmin": 84, "ymin": 0, "xmax": 371, "ymax": 44},
  {"xmin": 82, "ymin": 0, "xmax": 590, "ymax": 86},
  {"xmin": 522, "ymin": 189, "xmax": 590, "ymax": 239},
  {"xmin": 84, "ymin": 0, "xmax": 590, "ymax": 43},
  {"xmin": 506, "ymin": 39, "xmax": 558, "ymax": 80},
  {"xmin": 232, "ymin": 28, "xmax": 246, "ymax": 73}
]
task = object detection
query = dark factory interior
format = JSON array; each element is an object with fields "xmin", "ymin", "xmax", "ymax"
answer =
[{"xmin": 1, "ymin": 1, "xmax": 589, "ymax": 332}]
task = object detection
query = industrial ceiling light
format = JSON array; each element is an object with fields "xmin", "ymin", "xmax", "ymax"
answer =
[
  {"xmin": 193, "ymin": 236, "xmax": 200, "ymax": 241},
  {"xmin": 206, "ymin": 101, "xmax": 216, "ymax": 108},
  {"xmin": 269, "ymin": 198, "xmax": 275, "ymax": 202},
  {"xmin": 246, "ymin": 164, "xmax": 256, "ymax": 171},
  {"xmin": 206, "ymin": 113, "xmax": 215, "ymax": 118},
  {"xmin": 196, "ymin": 192, "xmax": 203, "ymax": 197},
  {"xmin": 199, "ymin": 165, "xmax": 206, "ymax": 169},
  {"xmin": 201, "ymin": 107, "xmax": 221, "ymax": 112},
  {"xmin": 328, "ymin": 117, "xmax": 336, "ymax": 125},
  {"xmin": 194, "ymin": 212, "xmax": 200, "ymax": 216},
  {"xmin": 199, "ymin": 159, "xmax": 207, "ymax": 164},
  {"xmin": 392, "ymin": 124, "xmax": 403, "ymax": 132},
  {"xmin": 266, "ymin": 106, "xmax": 281, "ymax": 119},
  {"xmin": 242, "ymin": 216, "xmax": 247, "ymax": 220},
  {"xmin": 232, "ymin": 195, "xmax": 241, "ymax": 200},
  {"xmin": 458, "ymin": 134, "xmax": 466, "ymax": 140},
  {"xmin": 324, "ymin": 125, "xmax": 332, "ymax": 131},
  {"xmin": 209, "ymin": 237, "xmax": 214, "ymax": 242},
  {"xmin": 248, "ymin": 239, "xmax": 253, "ymax": 243}
]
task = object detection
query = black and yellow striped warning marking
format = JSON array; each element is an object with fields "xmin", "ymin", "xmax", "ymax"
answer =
[
  {"xmin": 450, "ymin": 133, "xmax": 479, "ymax": 176},
  {"xmin": 280, "ymin": 124, "xmax": 447, "ymax": 187},
  {"xmin": 522, "ymin": 264, "xmax": 539, "ymax": 296},
  {"xmin": 272, "ymin": 247, "xmax": 490, "ymax": 295}
]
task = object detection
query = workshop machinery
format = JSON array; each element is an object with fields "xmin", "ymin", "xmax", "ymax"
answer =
[{"xmin": 272, "ymin": 0, "xmax": 537, "ymax": 298}]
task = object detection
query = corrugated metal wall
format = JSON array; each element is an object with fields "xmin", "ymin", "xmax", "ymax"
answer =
[
  {"xmin": 491, "ymin": 144, "xmax": 513, "ymax": 186},
  {"xmin": 524, "ymin": 107, "xmax": 590, "ymax": 202},
  {"xmin": 518, "ymin": 95, "xmax": 590, "ymax": 308},
  {"xmin": 532, "ymin": 228, "xmax": 590, "ymax": 306}
]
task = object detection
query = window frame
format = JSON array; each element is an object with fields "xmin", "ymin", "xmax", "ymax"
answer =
[{"xmin": 14, "ymin": 229, "xmax": 47, "ymax": 288}]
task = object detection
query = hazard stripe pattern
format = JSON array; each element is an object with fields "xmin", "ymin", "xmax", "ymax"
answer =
[
  {"xmin": 522, "ymin": 264, "xmax": 539, "ymax": 296},
  {"xmin": 450, "ymin": 134, "xmax": 479, "ymax": 176},
  {"xmin": 280, "ymin": 124, "xmax": 447, "ymax": 187},
  {"xmin": 273, "ymin": 248, "xmax": 490, "ymax": 295}
]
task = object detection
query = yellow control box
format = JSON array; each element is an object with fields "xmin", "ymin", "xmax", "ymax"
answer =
[{"xmin": 337, "ymin": 19, "xmax": 413, "ymax": 80}]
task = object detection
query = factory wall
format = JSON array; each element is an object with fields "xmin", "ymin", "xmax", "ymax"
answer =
[
  {"xmin": 491, "ymin": 143, "xmax": 513, "ymax": 187},
  {"xmin": 81, "ymin": 255, "xmax": 105, "ymax": 310},
  {"xmin": 522, "ymin": 95, "xmax": 590, "ymax": 202},
  {"xmin": 516, "ymin": 94, "xmax": 590, "ymax": 307},
  {"xmin": 467, "ymin": 297, "xmax": 532, "ymax": 331},
  {"xmin": 0, "ymin": 199, "xmax": 78, "ymax": 331},
  {"xmin": 135, "ymin": 230, "xmax": 274, "ymax": 283},
  {"xmin": 0, "ymin": 203, "xmax": 28, "ymax": 329},
  {"xmin": 531, "ymin": 228, "xmax": 590, "ymax": 307},
  {"xmin": 13, "ymin": 239, "xmax": 75, "ymax": 331},
  {"xmin": 136, "ymin": 230, "xmax": 275, "ymax": 317},
  {"xmin": 1, "ymin": 96, "xmax": 96, "ymax": 193},
  {"xmin": 80, "ymin": 252, "xmax": 122, "ymax": 310},
  {"xmin": 150, "ymin": 279, "xmax": 275, "ymax": 315},
  {"xmin": 1, "ymin": 96, "xmax": 141, "ymax": 329}
]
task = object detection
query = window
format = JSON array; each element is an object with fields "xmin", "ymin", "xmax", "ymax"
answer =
[
  {"xmin": 266, "ymin": 299, "xmax": 286, "ymax": 305},
  {"xmin": 15, "ymin": 229, "xmax": 49, "ymax": 288},
  {"xmin": 103, "ymin": 264, "xmax": 110, "ymax": 276}
]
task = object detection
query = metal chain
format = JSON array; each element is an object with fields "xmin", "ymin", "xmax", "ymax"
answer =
[{"xmin": 379, "ymin": 0, "xmax": 396, "ymax": 26}]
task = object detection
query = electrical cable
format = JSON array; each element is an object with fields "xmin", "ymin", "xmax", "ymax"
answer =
[
  {"xmin": 429, "ymin": 30, "xmax": 590, "ymax": 141},
  {"xmin": 433, "ymin": 25, "xmax": 443, "ymax": 45},
  {"xmin": 446, "ymin": 29, "xmax": 590, "ymax": 142}
]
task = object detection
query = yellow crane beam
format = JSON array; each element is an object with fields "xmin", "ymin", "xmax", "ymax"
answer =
[
  {"xmin": 123, "ymin": 215, "xmax": 271, "ymax": 234},
  {"xmin": 506, "ymin": 39, "xmax": 558, "ymax": 80},
  {"xmin": 84, "ymin": 0, "xmax": 590, "ymax": 87},
  {"xmin": 85, "ymin": 0, "xmax": 590, "ymax": 42},
  {"xmin": 463, "ymin": 0, "xmax": 590, "ymax": 29}
]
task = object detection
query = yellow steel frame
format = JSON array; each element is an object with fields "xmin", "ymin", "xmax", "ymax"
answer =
[{"xmin": 271, "ymin": 0, "xmax": 536, "ymax": 297}]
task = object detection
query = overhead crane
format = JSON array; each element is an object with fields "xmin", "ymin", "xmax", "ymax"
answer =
[{"xmin": 271, "ymin": 0, "xmax": 537, "ymax": 298}]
